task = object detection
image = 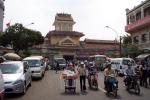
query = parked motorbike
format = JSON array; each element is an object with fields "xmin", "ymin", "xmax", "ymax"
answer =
[
  {"xmin": 124, "ymin": 75, "xmax": 140, "ymax": 95},
  {"xmin": 105, "ymin": 74, "xmax": 118, "ymax": 97}
]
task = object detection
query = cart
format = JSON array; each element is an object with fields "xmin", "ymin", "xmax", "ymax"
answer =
[
  {"xmin": 61, "ymin": 70, "xmax": 78, "ymax": 93},
  {"xmin": 64, "ymin": 77, "xmax": 76, "ymax": 93}
]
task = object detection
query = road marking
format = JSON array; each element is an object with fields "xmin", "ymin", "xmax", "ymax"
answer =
[{"xmin": 99, "ymin": 86, "xmax": 106, "ymax": 93}]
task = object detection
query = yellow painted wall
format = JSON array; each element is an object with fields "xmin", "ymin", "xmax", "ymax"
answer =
[{"xmin": 50, "ymin": 36, "xmax": 80, "ymax": 46}]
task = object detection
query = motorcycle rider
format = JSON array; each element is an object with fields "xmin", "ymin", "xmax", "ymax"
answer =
[
  {"xmin": 124, "ymin": 62, "xmax": 135, "ymax": 86},
  {"xmin": 87, "ymin": 62, "xmax": 97, "ymax": 88},
  {"xmin": 104, "ymin": 63, "xmax": 118, "ymax": 90}
]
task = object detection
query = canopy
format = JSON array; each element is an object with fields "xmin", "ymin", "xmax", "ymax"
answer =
[
  {"xmin": 3, "ymin": 53, "xmax": 21, "ymax": 61},
  {"xmin": 136, "ymin": 54, "xmax": 150, "ymax": 59}
]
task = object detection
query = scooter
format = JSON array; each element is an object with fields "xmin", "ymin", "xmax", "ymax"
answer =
[
  {"xmin": 106, "ymin": 74, "xmax": 118, "ymax": 97},
  {"xmin": 88, "ymin": 73, "xmax": 98, "ymax": 90},
  {"xmin": 124, "ymin": 75, "xmax": 140, "ymax": 95}
]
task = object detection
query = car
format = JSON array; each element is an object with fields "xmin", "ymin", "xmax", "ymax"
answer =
[
  {"xmin": 0, "ymin": 70, "xmax": 4, "ymax": 100},
  {"xmin": 0, "ymin": 56, "xmax": 6, "ymax": 63},
  {"xmin": 53, "ymin": 58, "xmax": 66, "ymax": 70},
  {"xmin": 0, "ymin": 61, "xmax": 32, "ymax": 94},
  {"xmin": 111, "ymin": 58, "xmax": 137, "ymax": 76},
  {"xmin": 23, "ymin": 56, "xmax": 46, "ymax": 79}
]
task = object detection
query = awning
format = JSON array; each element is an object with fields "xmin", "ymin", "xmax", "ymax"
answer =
[
  {"xmin": 136, "ymin": 54, "xmax": 150, "ymax": 59},
  {"xmin": 3, "ymin": 53, "xmax": 21, "ymax": 61}
]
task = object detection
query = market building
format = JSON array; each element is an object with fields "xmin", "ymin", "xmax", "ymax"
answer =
[
  {"xmin": 125, "ymin": 0, "xmax": 150, "ymax": 51},
  {"xmin": 31, "ymin": 13, "xmax": 119, "ymax": 60}
]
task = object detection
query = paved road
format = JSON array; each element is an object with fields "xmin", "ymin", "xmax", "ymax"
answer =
[{"xmin": 5, "ymin": 70, "xmax": 150, "ymax": 100}]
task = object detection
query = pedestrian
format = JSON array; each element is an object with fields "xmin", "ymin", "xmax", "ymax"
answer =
[
  {"xmin": 140, "ymin": 61, "xmax": 148, "ymax": 87},
  {"xmin": 56, "ymin": 61, "xmax": 59, "ymax": 74},
  {"xmin": 78, "ymin": 62, "xmax": 87, "ymax": 93}
]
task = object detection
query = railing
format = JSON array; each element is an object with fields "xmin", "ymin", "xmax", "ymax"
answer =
[{"xmin": 125, "ymin": 15, "xmax": 150, "ymax": 32}]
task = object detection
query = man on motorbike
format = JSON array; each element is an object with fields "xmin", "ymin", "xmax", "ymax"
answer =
[
  {"xmin": 124, "ymin": 62, "xmax": 135, "ymax": 86},
  {"xmin": 87, "ymin": 62, "xmax": 98, "ymax": 88},
  {"xmin": 104, "ymin": 63, "xmax": 118, "ymax": 90}
]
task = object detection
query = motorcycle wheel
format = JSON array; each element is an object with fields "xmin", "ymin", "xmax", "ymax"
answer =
[
  {"xmin": 135, "ymin": 84, "xmax": 140, "ymax": 95},
  {"xmin": 94, "ymin": 80, "xmax": 98, "ymax": 90},
  {"xmin": 126, "ymin": 85, "xmax": 130, "ymax": 91},
  {"xmin": 114, "ymin": 89, "xmax": 117, "ymax": 97}
]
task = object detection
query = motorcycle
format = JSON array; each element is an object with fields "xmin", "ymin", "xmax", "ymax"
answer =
[
  {"xmin": 88, "ymin": 73, "xmax": 98, "ymax": 90},
  {"xmin": 124, "ymin": 75, "xmax": 140, "ymax": 95},
  {"xmin": 105, "ymin": 74, "xmax": 118, "ymax": 97}
]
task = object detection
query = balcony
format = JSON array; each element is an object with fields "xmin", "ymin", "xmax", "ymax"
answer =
[{"xmin": 125, "ymin": 15, "xmax": 150, "ymax": 32}]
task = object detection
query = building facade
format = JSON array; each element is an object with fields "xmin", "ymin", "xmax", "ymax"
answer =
[
  {"xmin": 125, "ymin": 0, "xmax": 150, "ymax": 50},
  {"xmin": 45, "ymin": 13, "xmax": 84, "ymax": 60},
  {"xmin": 31, "ymin": 13, "xmax": 119, "ymax": 60},
  {"xmin": 0, "ymin": 0, "xmax": 4, "ymax": 32},
  {"xmin": 79, "ymin": 39, "xmax": 119, "ymax": 57}
]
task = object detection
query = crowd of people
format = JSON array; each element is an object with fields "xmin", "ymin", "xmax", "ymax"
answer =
[
  {"xmin": 62, "ymin": 59, "xmax": 150, "ymax": 92},
  {"xmin": 62, "ymin": 60, "xmax": 116, "ymax": 93}
]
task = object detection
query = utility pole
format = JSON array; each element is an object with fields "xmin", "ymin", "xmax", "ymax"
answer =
[
  {"xmin": 105, "ymin": 26, "xmax": 122, "ymax": 57},
  {"xmin": 119, "ymin": 36, "xmax": 122, "ymax": 57}
]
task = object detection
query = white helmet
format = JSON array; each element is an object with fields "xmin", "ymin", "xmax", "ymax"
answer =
[{"xmin": 80, "ymin": 62, "xmax": 84, "ymax": 65}]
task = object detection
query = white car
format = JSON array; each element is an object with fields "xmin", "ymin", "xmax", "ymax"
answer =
[
  {"xmin": 23, "ymin": 56, "xmax": 46, "ymax": 79},
  {"xmin": 0, "ymin": 70, "xmax": 4, "ymax": 100},
  {"xmin": 111, "ymin": 58, "xmax": 137, "ymax": 75},
  {"xmin": 0, "ymin": 61, "xmax": 32, "ymax": 94}
]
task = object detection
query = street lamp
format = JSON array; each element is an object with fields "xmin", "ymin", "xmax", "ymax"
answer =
[{"xmin": 105, "ymin": 26, "xmax": 122, "ymax": 57}]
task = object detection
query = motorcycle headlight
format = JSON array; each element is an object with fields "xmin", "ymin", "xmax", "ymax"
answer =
[{"xmin": 13, "ymin": 80, "xmax": 23, "ymax": 85}]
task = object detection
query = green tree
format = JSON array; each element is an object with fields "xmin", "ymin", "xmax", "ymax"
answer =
[
  {"xmin": 0, "ymin": 23, "xmax": 44, "ymax": 54},
  {"xmin": 122, "ymin": 34, "xmax": 141, "ymax": 58},
  {"xmin": 122, "ymin": 34, "xmax": 132, "ymax": 46}
]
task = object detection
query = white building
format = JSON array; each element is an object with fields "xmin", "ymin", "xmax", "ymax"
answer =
[{"xmin": 125, "ymin": 0, "xmax": 150, "ymax": 50}]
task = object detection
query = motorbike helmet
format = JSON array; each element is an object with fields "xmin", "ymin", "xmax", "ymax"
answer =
[
  {"xmin": 89, "ymin": 62, "xmax": 93, "ymax": 65},
  {"xmin": 80, "ymin": 61, "xmax": 84, "ymax": 65}
]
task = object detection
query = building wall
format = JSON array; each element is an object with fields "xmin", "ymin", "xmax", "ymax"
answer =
[
  {"xmin": 0, "ymin": 0, "xmax": 4, "ymax": 32},
  {"xmin": 131, "ymin": 26, "xmax": 150, "ymax": 49},
  {"xmin": 55, "ymin": 21, "xmax": 74, "ymax": 31},
  {"xmin": 83, "ymin": 43, "xmax": 119, "ymax": 49},
  {"xmin": 50, "ymin": 35, "xmax": 80, "ymax": 46},
  {"xmin": 126, "ymin": 0, "xmax": 150, "ymax": 25},
  {"xmin": 126, "ymin": 0, "xmax": 150, "ymax": 50}
]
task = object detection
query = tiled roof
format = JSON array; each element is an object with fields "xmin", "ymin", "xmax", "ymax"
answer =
[
  {"xmin": 55, "ymin": 13, "xmax": 74, "ymax": 21},
  {"xmin": 46, "ymin": 30, "xmax": 84, "ymax": 37},
  {"xmin": 84, "ymin": 38, "xmax": 118, "ymax": 44}
]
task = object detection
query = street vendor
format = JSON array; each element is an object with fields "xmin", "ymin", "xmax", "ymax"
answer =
[{"xmin": 66, "ymin": 62, "xmax": 75, "ymax": 72}]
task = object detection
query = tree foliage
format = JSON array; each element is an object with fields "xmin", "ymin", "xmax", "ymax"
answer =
[
  {"xmin": 122, "ymin": 34, "xmax": 141, "ymax": 58},
  {"xmin": 122, "ymin": 34, "xmax": 132, "ymax": 47},
  {"xmin": 0, "ymin": 23, "xmax": 44, "ymax": 53}
]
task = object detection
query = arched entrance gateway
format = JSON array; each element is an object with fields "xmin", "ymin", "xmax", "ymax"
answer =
[{"xmin": 63, "ymin": 55, "xmax": 74, "ymax": 61}]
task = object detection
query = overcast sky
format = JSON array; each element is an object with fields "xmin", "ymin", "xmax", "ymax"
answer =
[{"xmin": 4, "ymin": 0, "xmax": 143, "ymax": 40}]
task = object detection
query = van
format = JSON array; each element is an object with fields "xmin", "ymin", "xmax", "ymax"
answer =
[
  {"xmin": 111, "ymin": 58, "xmax": 137, "ymax": 75},
  {"xmin": 53, "ymin": 58, "xmax": 66, "ymax": 70},
  {"xmin": 23, "ymin": 56, "xmax": 46, "ymax": 78},
  {"xmin": 0, "ymin": 70, "xmax": 4, "ymax": 100}
]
